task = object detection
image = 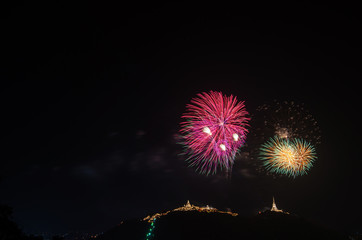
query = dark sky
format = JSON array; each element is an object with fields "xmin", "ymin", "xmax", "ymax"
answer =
[{"xmin": 1, "ymin": 1, "xmax": 361, "ymax": 236}]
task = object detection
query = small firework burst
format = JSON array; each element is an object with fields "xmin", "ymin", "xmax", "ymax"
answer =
[
  {"xmin": 259, "ymin": 136, "xmax": 317, "ymax": 178},
  {"xmin": 253, "ymin": 100, "xmax": 321, "ymax": 145},
  {"xmin": 180, "ymin": 91, "xmax": 250, "ymax": 175}
]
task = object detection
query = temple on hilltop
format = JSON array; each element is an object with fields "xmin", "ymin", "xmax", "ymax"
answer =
[
  {"xmin": 172, "ymin": 200, "xmax": 196, "ymax": 211},
  {"xmin": 143, "ymin": 200, "xmax": 238, "ymax": 222},
  {"xmin": 173, "ymin": 200, "xmax": 216, "ymax": 212},
  {"xmin": 270, "ymin": 197, "xmax": 289, "ymax": 214},
  {"xmin": 180, "ymin": 200, "xmax": 194, "ymax": 210}
]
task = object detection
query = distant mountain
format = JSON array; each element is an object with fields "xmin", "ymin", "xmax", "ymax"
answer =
[{"xmin": 98, "ymin": 210, "xmax": 348, "ymax": 240}]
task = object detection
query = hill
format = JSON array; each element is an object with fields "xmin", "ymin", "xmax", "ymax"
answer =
[{"xmin": 98, "ymin": 209, "xmax": 348, "ymax": 240}]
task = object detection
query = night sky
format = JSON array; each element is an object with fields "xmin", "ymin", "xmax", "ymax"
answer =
[{"xmin": 1, "ymin": 2, "xmax": 361, "ymax": 236}]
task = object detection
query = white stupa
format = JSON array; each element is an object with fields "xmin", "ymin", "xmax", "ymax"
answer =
[
  {"xmin": 271, "ymin": 197, "xmax": 284, "ymax": 213},
  {"xmin": 270, "ymin": 197, "xmax": 289, "ymax": 214}
]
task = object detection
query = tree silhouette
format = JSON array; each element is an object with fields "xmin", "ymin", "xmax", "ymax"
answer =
[{"xmin": 0, "ymin": 203, "xmax": 26, "ymax": 240}]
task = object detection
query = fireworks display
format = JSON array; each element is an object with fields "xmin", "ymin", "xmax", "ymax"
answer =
[
  {"xmin": 259, "ymin": 136, "xmax": 317, "ymax": 177},
  {"xmin": 253, "ymin": 101, "xmax": 321, "ymax": 145},
  {"xmin": 245, "ymin": 101, "xmax": 321, "ymax": 178},
  {"xmin": 180, "ymin": 91, "xmax": 250, "ymax": 175}
]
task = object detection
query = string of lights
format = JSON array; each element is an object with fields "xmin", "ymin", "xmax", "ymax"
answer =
[{"xmin": 145, "ymin": 218, "xmax": 156, "ymax": 240}]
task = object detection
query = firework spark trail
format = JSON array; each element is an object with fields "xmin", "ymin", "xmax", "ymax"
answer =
[
  {"xmin": 180, "ymin": 91, "xmax": 250, "ymax": 175},
  {"xmin": 259, "ymin": 136, "xmax": 316, "ymax": 178},
  {"xmin": 254, "ymin": 101, "xmax": 321, "ymax": 145}
]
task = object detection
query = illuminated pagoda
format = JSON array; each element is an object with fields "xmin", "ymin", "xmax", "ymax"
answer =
[
  {"xmin": 174, "ymin": 200, "xmax": 196, "ymax": 211},
  {"xmin": 270, "ymin": 197, "xmax": 289, "ymax": 214}
]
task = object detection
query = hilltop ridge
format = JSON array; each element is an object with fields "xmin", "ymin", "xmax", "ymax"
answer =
[{"xmin": 99, "ymin": 201, "xmax": 348, "ymax": 240}]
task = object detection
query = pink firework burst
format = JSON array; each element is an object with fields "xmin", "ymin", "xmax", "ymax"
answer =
[{"xmin": 180, "ymin": 91, "xmax": 250, "ymax": 175}]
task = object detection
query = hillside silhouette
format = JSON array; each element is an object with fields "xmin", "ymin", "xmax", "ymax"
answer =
[{"xmin": 99, "ymin": 210, "xmax": 348, "ymax": 240}]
